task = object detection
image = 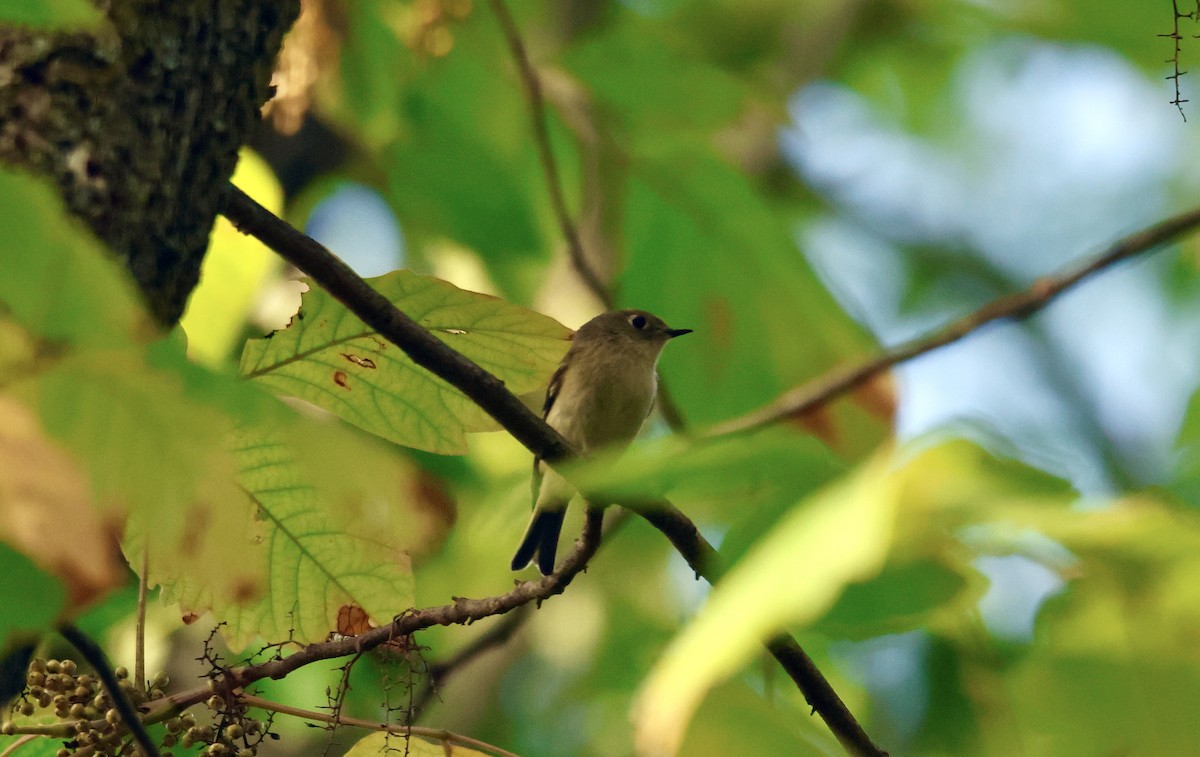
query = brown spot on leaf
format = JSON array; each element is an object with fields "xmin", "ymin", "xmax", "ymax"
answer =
[
  {"xmin": 407, "ymin": 470, "xmax": 457, "ymax": 558},
  {"xmin": 181, "ymin": 505, "xmax": 210, "ymax": 557},
  {"xmin": 336, "ymin": 605, "xmax": 415, "ymax": 653},
  {"xmin": 336, "ymin": 604, "xmax": 375, "ymax": 636},
  {"xmin": 371, "ymin": 337, "xmax": 387, "ymax": 351},
  {"xmin": 232, "ymin": 578, "xmax": 262, "ymax": 604},
  {"xmin": 341, "ymin": 353, "xmax": 377, "ymax": 369},
  {"xmin": 333, "ymin": 370, "xmax": 350, "ymax": 389},
  {"xmin": 181, "ymin": 611, "xmax": 201, "ymax": 624}
]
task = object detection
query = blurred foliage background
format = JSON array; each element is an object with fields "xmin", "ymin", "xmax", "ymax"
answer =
[{"xmin": 5, "ymin": 0, "xmax": 1200, "ymax": 756}]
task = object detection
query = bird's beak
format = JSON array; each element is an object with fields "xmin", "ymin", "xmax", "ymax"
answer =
[{"xmin": 666, "ymin": 328, "xmax": 693, "ymax": 338}]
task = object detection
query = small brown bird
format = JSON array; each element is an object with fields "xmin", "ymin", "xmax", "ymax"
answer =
[{"xmin": 511, "ymin": 309, "xmax": 691, "ymax": 574}]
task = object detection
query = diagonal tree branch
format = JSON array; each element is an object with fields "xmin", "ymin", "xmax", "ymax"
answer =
[
  {"xmin": 221, "ymin": 185, "xmax": 887, "ymax": 756},
  {"xmin": 222, "ymin": 184, "xmax": 574, "ymax": 467},
  {"xmin": 707, "ymin": 204, "xmax": 1200, "ymax": 438}
]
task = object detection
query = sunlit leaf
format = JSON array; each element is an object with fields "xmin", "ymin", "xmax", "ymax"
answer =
[
  {"xmin": 180, "ymin": 149, "xmax": 283, "ymax": 366},
  {"xmin": 632, "ymin": 451, "xmax": 900, "ymax": 756},
  {"xmin": 27, "ymin": 347, "xmax": 234, "ymax": 526},
  {"xmin": 996, "ymin": 509, "xmax": 1200, "ymax": 756},
  {"xmin": 152, "ymin": 415, "xmax": 437, "ymax": 648},
  {"xmin": 125, "ymin": 337, "xmax": 440, "ymax": 647},
  {"xmin": 241, "ymin": 269, "xmax": 570, "ymax": 454}
]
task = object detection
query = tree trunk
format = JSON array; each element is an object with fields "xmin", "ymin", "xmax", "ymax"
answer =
[{"xmin": 0, "ymin": 0, "xmax": 300, "ymax": 325}]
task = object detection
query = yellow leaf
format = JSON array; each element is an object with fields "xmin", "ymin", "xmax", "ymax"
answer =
[
  {"xmin": 632, "ymin": 451, "xmax": 900, "ymax": 756},
  {"xmin": 181, "ymin": 149, "xmax": 283, "ymax": 366}
]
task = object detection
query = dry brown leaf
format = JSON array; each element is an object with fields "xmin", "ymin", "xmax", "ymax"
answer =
[{"xmin": 0, "ymin": 395, "xmax": 126, "ymax": 607}]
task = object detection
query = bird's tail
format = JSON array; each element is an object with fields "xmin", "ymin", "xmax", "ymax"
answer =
[{"xmin": 510, "ymin": 506, "xmax": 566, "ymax": 575}]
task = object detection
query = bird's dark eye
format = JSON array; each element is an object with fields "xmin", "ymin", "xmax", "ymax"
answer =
[{"xmin": 630, "ymin": 314, "xmax": 647, "ymax": 330}]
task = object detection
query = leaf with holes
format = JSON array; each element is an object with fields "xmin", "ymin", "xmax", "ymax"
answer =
[{"xmin": 240, "ymin": 270, "xmax": 570, "ymax": 454}]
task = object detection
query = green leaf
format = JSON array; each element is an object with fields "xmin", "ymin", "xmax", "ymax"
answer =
[
  {"xmin": 994, "ymin": 518, "xmax": 1200, "ymax": 756},
  {"xmin": 814, "ymin": 558, "xmax": 980, "ymax": 640},
  {"xmin": 30, "ymin": 348, "xmax": 234, "ymax": 523},
  {"xmin": 0, "ymin": 0, "xmax": 101, "ymax": 28},
  {"xmin": 126, "ymin": 338, "xmax": 437, "ymax": 647},
  {"xmin": 564, "ymin": 19, "xmax": 746, "ymax": 145},
  {"xmin": 0, "ymin": 734, "xmax": 63, "ymax": 757},
  {"xmin": 678, "ymin": 679, "xmax": 840, "ymax": 757},
  {"xmin": 0, "ymin": 542, "xmax": 65, "ymax": 641},
  {"xmin": 619, "ymin": 150, "xmax": 873, "ymax": 431},
  {"xmin": 0, "ymin": 170, "xmax": 146, "ymax": 347},
  {"xmin": 381, "ymin": 16, "xmax": 548, "ymax": 296},
  {"xmin": 335, "ymin": 0, "xmax": 410, "ymax": 148},
  {"xmin": 155, "ymin": 426, "xmax": 421, "ymax": 648},
  {"xmin": 631, "ymin": 451, "xmax": 900, "ymax": 755},
  {"xmin": 566, "ymin": 428, "xmax": 844, "ymax": 533},
  {"xmin": 1169, "ymin": 388, "xmax": 1200, "ymax": 504},
  {"xmin": 240, "ymin": 269, "xmax": 570, "ymax": 454}
]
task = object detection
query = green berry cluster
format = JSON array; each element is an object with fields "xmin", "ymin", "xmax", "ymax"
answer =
[
  {"xmin": 161, "ymin": 690, "xmax": 266, "ymax": 757},
  {"xmin": 1, "ymin": 659, "xmax": 269, "ymax": 756},
  {"xmin": 3, "ymin": 658, "xmax": 160, "ymax": 755}
]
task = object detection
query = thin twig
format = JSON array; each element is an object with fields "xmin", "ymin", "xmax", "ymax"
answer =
[
  {"xmin": 488, "ymin": 0, "xmax": 694, "ymax": 430},
  {"xmin": 57, "ymin": 623, "xmax": 160, "ymax": 757},
  {"xmin": 1164, "ymin": 0, "xmax": 1195, "ymax": 120},
  {"xmin": 239, "ymin": 694, "xmax": 522, "ymax": 757},
  {"xmin": 221, "ymin": 508, "xmax": 605, "ymax": 685},
  {"xmin": 487, "ymin": 0, "xmax": 613, "ymax": 308},
  {"xmin": 707, "ymin": 204, "xmax": 1200, "ymax": 438},
  {"xmin": 221, "ymin": 186, "xmax": 886, "ymax": 756},
  {"xmin": 135, "ymin": 545, "xmax": 148, "ymax": 690},
  {"xmin": 321, "ymin": 650, "xmax": 364, "ymax": 757}
]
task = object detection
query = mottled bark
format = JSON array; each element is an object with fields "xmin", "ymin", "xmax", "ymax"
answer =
[{"xmin": 0, "ymin": 1, "xmax": 300, "ymax": 325}]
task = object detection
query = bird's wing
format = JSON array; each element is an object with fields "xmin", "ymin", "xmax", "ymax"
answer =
[
  {"xmin": 543, "ymin": 360, "xmax": 567, "ymax": 418},
  {"xmin": 532, "ymin": 360, "xmax": 568, "ymax": 505}
]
